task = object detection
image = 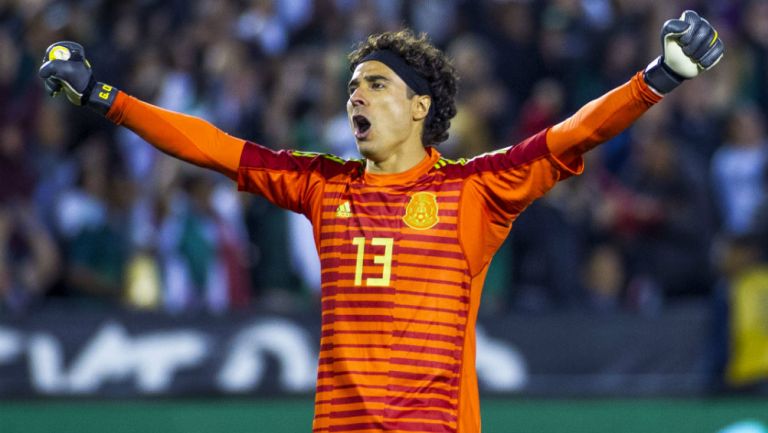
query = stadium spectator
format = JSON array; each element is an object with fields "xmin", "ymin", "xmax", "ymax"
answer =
[
  {"xmin": 153, "ymin": 172, "xmax": 252, "ymax": 314},
  {"xmin": 444, "ymin": 34, "xmax": 509, "ymax": 158},
  {"xmin": 0, "ymin": 122, "xmax": 60, "ymax": 313},
  {"xmin": 741, "ymin": 0, "xmax": 768, "ymax": 117},
  {"xmin": 0, "ymin": 202, "xmax": 60, "ymax": 314},
  {"xmin": 54, "ymin": 137, "xmax": 131, "ymax": 305},
  {"xmin": 709, "ymin": 231, "xmax": 768, "ymax": 392},
  {"xmin": 615, "ymin": 125, "xmax": 713, "ymax": 301},
  {"xmin": 710, "ymin": 103, "xmax": 768, "ymax": 236}
]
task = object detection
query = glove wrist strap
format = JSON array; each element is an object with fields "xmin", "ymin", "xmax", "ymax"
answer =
[
  {"xmin": 86, "ymin": 81, "xmax": 118, "ymax": 115},
  {"xmin": 643, "ymin": 56, "xmax": 685, "ymax": 94}
]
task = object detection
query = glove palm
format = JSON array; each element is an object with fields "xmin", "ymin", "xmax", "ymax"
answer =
[{"xmin": 644, "ymin": 10, "xmax": 724, "ymax": 94}]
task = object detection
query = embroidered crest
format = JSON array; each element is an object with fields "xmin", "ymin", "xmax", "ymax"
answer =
[{"xmin": 403, "ymin": 192, "xmax": 439, "ymax": 230}]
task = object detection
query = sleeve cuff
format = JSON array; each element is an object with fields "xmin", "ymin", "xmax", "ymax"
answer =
[
  {"xmin": 634, "ymin": 70, "xmax": 665, "ymax": 104},
  {"xmin": 105, "ymin": 90, "xmax": 130, "ymax": 124}
]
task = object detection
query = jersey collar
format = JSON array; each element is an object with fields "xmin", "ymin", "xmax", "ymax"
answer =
[{"xmin": 363, "ymin": 147, "xmax": 442, "ymax": 186}]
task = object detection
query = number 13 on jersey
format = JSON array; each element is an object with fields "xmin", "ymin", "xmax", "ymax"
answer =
[{"xmin": 352, "ymin": 237, "xmax": 394, "ymax": 287}]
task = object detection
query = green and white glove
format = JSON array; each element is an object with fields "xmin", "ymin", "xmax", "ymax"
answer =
[
  {"xmin": 38, "ymin": 41, "xmax": 117, "ymax": 114},
  {"xmin": 644, "ymin": 10, "xmax": 725, "ymax": 94}
]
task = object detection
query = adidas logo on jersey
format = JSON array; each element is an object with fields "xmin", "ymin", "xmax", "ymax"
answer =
[{"xmin": 336, "ymin": 201, "xmax": 352, "ymax": 218}]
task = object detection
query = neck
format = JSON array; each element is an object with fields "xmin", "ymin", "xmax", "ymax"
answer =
[{"xmin": 365, "ymin": 143, "xmax": 428, "ymax": 174}]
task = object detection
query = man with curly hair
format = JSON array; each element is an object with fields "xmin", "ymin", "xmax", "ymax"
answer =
[{"xmin": 40, "ymin": 11, "xmax": 722, "ymax": 433}]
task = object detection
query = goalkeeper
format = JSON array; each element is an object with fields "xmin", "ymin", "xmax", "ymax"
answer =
[{"xmin": 39, "ymin": 10, "xmax": 722, "ymax": 433}]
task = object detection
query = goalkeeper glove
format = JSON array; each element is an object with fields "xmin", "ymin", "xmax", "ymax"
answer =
[
  {"xmin": 38, "ymin": 41, "xmax": 117, "ymax": 114},
  {"xmin": 644, "ymin": 10, "xmax": 724, "ymax": 94}
]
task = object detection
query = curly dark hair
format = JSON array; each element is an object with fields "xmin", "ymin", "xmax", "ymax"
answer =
[{"xmin": 348, "ymin": 29, "xmax": 458, "ymax": 146}]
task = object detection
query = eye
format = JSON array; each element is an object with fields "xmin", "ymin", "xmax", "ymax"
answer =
[
  {"xmin": 347, "ymin": 85, "xmax": 357, "ymax": 95},
  {"xmin": 372, "ymin": 82, "xmax": 385, "ymax": 90}
]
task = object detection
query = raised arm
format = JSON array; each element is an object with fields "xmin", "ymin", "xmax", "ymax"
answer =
[
  {"xmin": 38, "ymin": 41, "xmax": 243, "ymax": 180},
  {"xmin": 547, "ymin": 72, "xmax": 660, "ymax": 166},
  {"xmin": 548, "ymin": 10, "xmax": 724, "ymax": 165},
  {"xmin": 105, "ymin": 91, "xmax": 244, "ymax": 180},
  {"xmin": 458, "ymin": 10, "xmax": 724, "ymax": 239}
]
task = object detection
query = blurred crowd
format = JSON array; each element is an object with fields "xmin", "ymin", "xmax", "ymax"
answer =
[{"xmin": 1, "ymin": 0, "xmax": 767, "ymax": 318}]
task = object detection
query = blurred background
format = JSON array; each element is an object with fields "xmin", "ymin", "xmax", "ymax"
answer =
[{"xmin": 1, "ymin": 0, "xmax": 767, "ymax": 432}]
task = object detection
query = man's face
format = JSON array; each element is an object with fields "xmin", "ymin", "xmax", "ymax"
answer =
[{"xmin": 346, "ymin": 61, "xmax": 423, "ymax": 162}]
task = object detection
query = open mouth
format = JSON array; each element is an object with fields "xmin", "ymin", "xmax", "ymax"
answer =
[{"xmin": 352, "ymin": 115, "xmax": 372, "ymax": 140}]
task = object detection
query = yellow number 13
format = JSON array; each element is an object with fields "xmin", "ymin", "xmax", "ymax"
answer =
[{"xmin": 352, "ymin": 237, "xmax": 394, "ymax": 286}]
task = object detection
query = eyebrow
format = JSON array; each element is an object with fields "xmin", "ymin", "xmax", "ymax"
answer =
[{"xmin": 348, "ymin": 75, "xmax": 391, "ymax": 88}]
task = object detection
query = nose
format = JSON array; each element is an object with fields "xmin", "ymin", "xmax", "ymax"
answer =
[{"xmin": 349, "ymin": 87, "xmax": 367, "ymax": 107}]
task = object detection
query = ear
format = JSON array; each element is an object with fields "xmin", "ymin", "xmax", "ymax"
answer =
[{"xmin": 412, "ymin": 95, "xmax": 431, "ymax": 121}]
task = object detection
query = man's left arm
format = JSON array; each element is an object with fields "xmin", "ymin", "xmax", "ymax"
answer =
[{"xmin": 547, "ymin": 10, "xmax": 724, "ymax": 166}]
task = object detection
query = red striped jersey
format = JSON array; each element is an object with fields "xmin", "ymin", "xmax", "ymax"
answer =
[{"xmin": 237, "ymin": 129, "xmax": 580, "ymax": 433}]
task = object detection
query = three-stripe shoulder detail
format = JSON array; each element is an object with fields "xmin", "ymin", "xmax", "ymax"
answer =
[
  {"xmin": 433, "ymin": 129, "xmax": 550, "ymax": 178},
  {"xmin": 240, "ymin": 142, "xmax": 364, "ymax": 180}
]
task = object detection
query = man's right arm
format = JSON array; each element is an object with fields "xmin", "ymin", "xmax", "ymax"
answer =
[
  {"xmin": 106, "ymin": 91, "xmax": 244, "ymax": 180},
  {"xmin": 38, "ymin": 41, "xmax": 334, "ymax": 217},
  {"xmin": 39, "ymin": 41, "xmax": 244, "ymax": 180}
]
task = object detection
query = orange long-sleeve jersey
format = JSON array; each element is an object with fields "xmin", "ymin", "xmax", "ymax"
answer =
[{"xmin": 106, "ymin": 71, "xmax": 661, "ymax": 433}]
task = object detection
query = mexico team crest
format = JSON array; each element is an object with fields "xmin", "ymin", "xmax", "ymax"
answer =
[{"xmin": 403, "ymin": 192, "xmax": 439, "ymax": 230}]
